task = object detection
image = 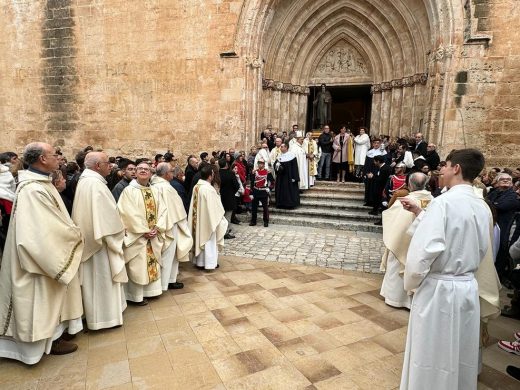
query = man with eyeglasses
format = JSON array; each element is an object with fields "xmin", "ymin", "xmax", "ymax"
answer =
[
  {"xmin": 0, "ymin": 142, "xmax": 84, "ymax": 363},
  {"xmin": 72, "ymin": 152, "xmax": 128, "ymax": 331},
  {"xmin": 117, "ymin": 162, "xmax": 169, "ymax": 305},
  {"xmin": 151, "ymin": 162, "xmax": 193, "ymax": 291},
  {"xmin": 488, "ymin": 173, "xmax": 520, "ymax": 279},
  {"xmin": 112, "ymin": 159, "xmax": 137, "ymax": 202}
]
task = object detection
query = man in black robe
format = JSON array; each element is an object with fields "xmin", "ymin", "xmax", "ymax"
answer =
[{"xmin": 274, "ymin": 143, "xmax": 300, "ymax": 209}]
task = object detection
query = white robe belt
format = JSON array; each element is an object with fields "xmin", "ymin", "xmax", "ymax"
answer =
[{"xmin": 428, "ymin": 273, "xmax": 474, "ymax": 281}]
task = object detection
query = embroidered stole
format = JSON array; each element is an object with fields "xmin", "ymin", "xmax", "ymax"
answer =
[{"xmin": 141, "ymin": 187, "xmax": 159, "ymax": 282}]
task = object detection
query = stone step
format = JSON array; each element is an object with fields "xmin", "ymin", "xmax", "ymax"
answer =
[
  {"xmin": 267, "ymin": 214, "xmax": 382, "ymax": 233},
  {"xmin": 300, "ymin": 192, "xmax": 365, "ymax": 201},
  {"xmin": 314, "ymin": 180, "xmax": 364, "ymax": 189},
  {"xmin": 306, "ymin": 186, "xmax": 364, "ymax": 195},
  {"xmin": 299, "ymin": 198, "xmax": 371, "ymax": 211},
  {"xmin": 271, "ymin": 207, "xmax": 379, "ymax": 222}
]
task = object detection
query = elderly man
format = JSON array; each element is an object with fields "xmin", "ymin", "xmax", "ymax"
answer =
[
  {"xmin": 425, "ymin": 143, "xmax": 440, "ymax": 171},
  {"xmin": 188, "ymin": 164, "xmax": 228, "ymax": 270},
  {"xmin": 269, "ymin": 137, "xmax": 283, "ymax": 176},
  {"xmin": 184, "ymin": 155, "xmax": 199, "ymax": 191},
  {"xmin": 170, "ymin": 166, "xmax": 189, "ymax": 212},
  {"xmin": 151, "ymin": 163, "xmax": 193, "ymax": 290},
  {"xmin": 380, "ymin": 173, "xmax": 433, "ymax": 308},
  {"xmin": 0, "ymin": 142, "xmax": 84, "ymax": 364},
  {"xmin": 303, "ymin": 131, "xmax": 320, "ymax": 188},
  {"xmin": 413, "ymin": 132, "xmax": 427, "ymax": 157},
  {"xmin": 117, "ymin": 161, "xmax": 169, "ymax": 305},
  {"xmin": 72, "ymin": 152, "xmax": 128, "ymax": 330},
  {"xmin": 488, "ymin": 172, "xmax": 520, "ymax": 279}
]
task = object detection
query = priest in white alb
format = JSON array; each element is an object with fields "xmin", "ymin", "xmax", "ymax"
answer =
[
  {"xmin": 188, "ymin": 164, "xmax": 228, "ymax": 270},
  {"xmin": 399, "ymin": 149, "xmax": 501, "ymax": 390},
  {"xmin": 302, "ymin": 131, "xmax": 320, "ymax": 188},
  {"xmin": 254, "ymin": 142, "xmax": 272, "ymax": 173},
  {"xmin": 289, "ymin": 131, "xmax": 309, "ymax": 190},
  {"xmin": 269, "ymin": 137, "xmax": 283, "ymax": 178},
  {"xmin": 379, "ymin": 172, "xmax": 432, "ymax": 309},
  {"xmin": 0, "ymin": 142, "xmax": 84, "ymax": 364},
  {"xmin": 72, "ymin": 152, "xmax": 128, "ymax": 330},
  {"xmin": 151, "ymin": 163, "xmax": 193, "ymax": 290},
  {"xmin": 117, "ymin": 161, "xmax": 169, "ymax": 305}
]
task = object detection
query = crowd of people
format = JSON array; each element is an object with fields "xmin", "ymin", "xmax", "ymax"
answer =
[{"xmin": 1, "ymin": 129, "xmax": 520, "ymax": 387}]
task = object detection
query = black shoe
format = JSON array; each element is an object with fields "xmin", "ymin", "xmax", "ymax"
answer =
[
  {"xmin": 374, "ymin": 220, "xmax": 382, "ymax": 226},
  {"xmin": 249, "ymin": 222, "xmax": 256, "ymax": 226},
  {"xmin": 224, "ymin": 233, "xmax": 236, "ymax": 239},
  {"xmin": 168, "ymin": 282, "xmax": 184, "ymax": 290},
  {"xmin": 231, "ymin": 219, "xmax": 241, "ymax": 225},
  {"xmin": 264, "ymin": 221, "xmax": 269, "ymax": 227},
  {"xmin": 127, "ymin": 299, "xmax": 148, "ymax": 306},
  {"xmin": 506, "ymin": 365, "xmax": 520, "ymax": 381},
  {"xmin": 195, "ymin": 265, "xmax": 205, "ymax": 270}
]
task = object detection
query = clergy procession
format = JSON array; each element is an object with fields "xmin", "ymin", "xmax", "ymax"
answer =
[{"xmin": 0, "ymin": 135, "xmax": 519, "ymax": 389}]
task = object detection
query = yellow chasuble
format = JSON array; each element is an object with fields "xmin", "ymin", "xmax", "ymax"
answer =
[{"xmin": 0, "ymin": 170, "xmax": 84, "ymax": 342}]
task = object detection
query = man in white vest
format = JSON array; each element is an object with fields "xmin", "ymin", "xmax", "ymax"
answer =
[
  {"xmin": 72, "ymin": 152, "xmax": 128, "ymax": 330},
  {"xmin": 151, "ymin": 163, "xmax": 193, "ymax": 290},
  {"xmin": 0, "ymin": 142, "xmax": 84, "ymax": 364}
]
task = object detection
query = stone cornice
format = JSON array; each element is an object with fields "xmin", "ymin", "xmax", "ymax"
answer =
[
  {"xmin": 262, "ymin": 79, "xmax": 310, "ymax": 95},
  {"xmin": 371, "ymin": 73, "xmax": 428, "ymax": 94}
]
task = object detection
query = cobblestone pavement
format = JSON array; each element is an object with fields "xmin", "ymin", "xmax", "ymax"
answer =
[{"xmin": 222, "ymin": 223, "xmax": 385, "ymax": 274}]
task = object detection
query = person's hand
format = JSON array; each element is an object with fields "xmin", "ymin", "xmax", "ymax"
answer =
[
  {"xmin": 399, "ymin": 198, "xmax": 421, "ymax": 216},
  {"xmin": 144, "ymin": 227, "xmax": 158, "ymax": 240},
  {"xmin": 367, "ymin": 173, "xmax": 373, "ymax": 179}
]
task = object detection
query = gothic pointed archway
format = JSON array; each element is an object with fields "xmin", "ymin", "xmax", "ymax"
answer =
[{"xmin": 234, "ymin": 0, "xmax": 463, "ymax": 147}]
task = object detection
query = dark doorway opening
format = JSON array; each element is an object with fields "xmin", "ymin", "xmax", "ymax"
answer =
[{"xmin": 307, "ymin": 85, "xmax": 372, "ymax": 135}]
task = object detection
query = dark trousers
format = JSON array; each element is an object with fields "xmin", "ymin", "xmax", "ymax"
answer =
[{"xmin": 251, "ymin": 196, "xmax": 269, "ymax": 223}]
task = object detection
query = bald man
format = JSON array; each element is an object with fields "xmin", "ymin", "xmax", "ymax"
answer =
[
  {"xmin": 0, "ymin": 142, "xmax": 84, "ymax": 364},
  {"xmin": 72, "ymin": 152, "xmax": 128, "ymax": 330}
]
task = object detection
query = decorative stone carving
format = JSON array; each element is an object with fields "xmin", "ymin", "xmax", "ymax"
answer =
[
  {"xmin": 391, "ymin": 79, "xmax": 403, "ymax": 88},
  {"xmin": 304, "ymin": 87, "xmax": 310, "ymax": 95},
  {"xmin": 414, "ymin": 73, "xmax": 428, "ymax": 85},
  {"xmin": 262, "ymin": 79, "xmax": 275, "ymax": 90},
  {"xmin": 249, "ymin": 58, "xmax": 262, "ymax": 68},
  {"xmin": 314, "ymin": 41, "xmax": 369, "ymax": 77},
  {"xmin": 282, "ymin": 83, "xmax": 293, "ymax": 92},
  {"xmin": 371, "ymin": 84, "xmax": 382, "ymax": 94},
  {"xmin": 274, "ymin": 81, "xmax": 284, "ymax": 91},
  {"xmin": 381, "ymin": 82, "xmax": 392, "ymax": 91},
  {"xmin": 292, "ymin": 85, "xmax": 300, "ymax": 94},
  {"xmin": 402, "ymin": 76, "xmax": 414, "ymax": 87},
  {"xmin": 429, "ymin": 45, "xmax": 456, "ymax": 63}
]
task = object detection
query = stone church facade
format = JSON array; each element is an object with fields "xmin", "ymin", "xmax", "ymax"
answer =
[{"xmin": 1, "ymin": 0, "xmax": 519, "ymax": 166}]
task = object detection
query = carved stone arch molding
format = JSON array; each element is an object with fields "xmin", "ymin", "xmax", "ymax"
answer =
[{"xmin": 234, "ymin": 0, "xmax": 457, "ymax": 143}]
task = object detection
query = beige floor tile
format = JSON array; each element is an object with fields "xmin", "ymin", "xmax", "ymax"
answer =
[
  {"xmin": 224, "ymin": 361, "xmax": 311, "ymax": 390},
  {"xmin": 88, "ymin": 326, "xmax": 127, "ymax": 349},
  {"xmin": 275, "ymin": 337, "xmax": 319, "ymax": 362},
  {"xmin": 232, "ymin": 330, "xmax": 277, "ymax": 351},
  {"xmin": 174, "ymin": 291, "xmax": 204, "ymax": 305},
  {"xmin": 246, "ymin": 311, "xmax": 282, "ymax": 329},
  {"xmin": 271, "ymin": 307, "xmax": 308, "ymax": 323},
  {"xmin": 86, "ymin": 360, "xmax": 131, "ymax": 390},
  {"xmin": 212, "ymin": 305, "xmax": 243, "ymax": 322},
  {"xmin": 129, "ymin": 351, "xmax": 173, "ymax": 380},
  {"xmin": 285, "ymin": 319, "xmax": 323, "ymax": 337},
  {"xmin": 123, "ymin": 320, "xmax": 159, "ymax": 339},
  {"xmin": 155, "ymin": 316, "xmax": 192, "ymax": 335},
  {"xmin": 201, "ymin": 335, "xmax": 243, "ymax": 360},
  {"xmin": 293, "ymin": 303, "xmax": 327, "ymax": 317},
  {"xmin": 314, "ymin": 373, "xmax": 360, "ymax": 389},
  {"xmin": 37, "ymin": 358, "xmax": 87, "ymax": 389},
  {"xmin": 151, "ymin": 304, "xmax": 182, "ymax": 321},
  {"xmin": 126, "ymin": 335, "xmax": 165, "ymax": 359},
  {"xmin": 170, "ymin": 362, "xmax": 222, "ymax": 389},
  {"xmin": 167, "ymin": 343, "xmax": 210, "ymax": 370},
  {"xmin": 259, "ymin": 323, "xmax": 299, "ymax": 345},
  {"xmin": 311, "ymin": 313, "xmax": 345, "ymax": 330},
  {"xmin": 227, "ymin": 293, "xmax": 256, "ymax": 306},
  {"xmin": 161, "ymin": 327, "xmax": 199, "ymax": 349},
  {"xmin": 320, "ymin": 346, "xmax": 370, "ymax": 372},
  {"xmin": 192, "ymin": 321, "xmax": 229, "ymax": 342},
  {"xmin": 292, "ymin": 355, "xmax": 342, "ymax": 383},
  {"xmin": 88, "ymin": 341, "xmax": 128, "ymax": 367},
  {"xmin": 236, "ymin": 302, "xmax": 268, "ymax": 316},
  {"xmin": 344, "ymin": 360, "xmax": 400, "ymax": 389},
  {"xmin": 180, "ymin": 301, "xmax": 211, "ymax": 316},
  {"xmin": 204, "ymin": 297, "xmax": 234, "ymax": 310},
  {"xmin": 0, "ymin": 359, "xmax": 43, "ymax": 385},
  {"xmin": 343, "ymin": 339, "xmax": 394, "ymax": 363},
  {"xmin": 372, "ymin": 327, "xmax": 408, "ymax": 354},
  {"xmin": 301, "ymin": 330, "xmax": 343, "ymax": 354},
  {"xmin": 185, "ymin": 311, "xmax": 219, "ymax": 328},
  {"xmin": 326, "ymin": 320, "xmax": 387, "ymax": 346}
]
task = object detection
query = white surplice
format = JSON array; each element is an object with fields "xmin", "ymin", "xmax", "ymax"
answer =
[
  {"xmin": 254, "ymin": 148, "xmax": 272, "ymax": 172},
  {"xmin": 73, "ymin": 169, "xmax": 128, "ymax": 330},
  {"xmin": 400, "ymin": 184, "xmax": 491, "ymax": 390},
  {"xmin": 354, "ymin": 133, "xmax": 371, "ymax": 166},
  {"xmin": 289, "ymin": 141, "xmax": 308, "ymax": 190}
]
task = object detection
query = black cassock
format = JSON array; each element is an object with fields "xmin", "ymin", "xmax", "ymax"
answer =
[{"xmin": 274, "ymin": 154, "xmax": 300, "ymax": 209}]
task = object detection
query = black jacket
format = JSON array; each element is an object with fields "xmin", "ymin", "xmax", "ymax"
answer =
[
  {"xmin": 488, "ymin": 188, "xmax": 520, "ymax": 239},
  {"xmin": 219, "ymin": 169, "xmax": 240, "ymax": 211},
  {"xmin": 170, "ymin": 178, "xmax": 189, "ymax": 213},
  {"xmin": 184, "ymin": 165, "xmax": 198, "ymax": 191},
  {"xmin": 318, "ymin": 133, "xmax": 333, "ymax": 153},
  {"xmin": 425, "ymin": 151, "xmax": 440, "ymax": 170},
  {"xmin": 414, "ymin": 141, "xmax": 427, "ymax": 157}
]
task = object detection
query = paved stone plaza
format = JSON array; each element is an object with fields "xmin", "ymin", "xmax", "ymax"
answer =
[
  {"xmin": 222, "ymin": 224, "xmax": 385, "ymax": 274},
  {"xmin": 0, "ymin": 251, "xmax": 518, "ymax": 389}
]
